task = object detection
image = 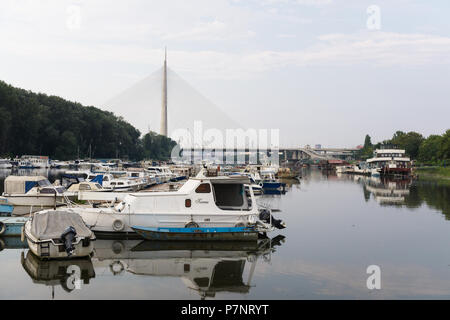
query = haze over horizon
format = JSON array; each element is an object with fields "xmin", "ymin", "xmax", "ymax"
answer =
[{"xmin": 0, "ymin": 0, "xmax": 449, "ymax": 148}]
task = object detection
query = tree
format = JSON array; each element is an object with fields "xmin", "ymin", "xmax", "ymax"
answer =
[
  {"xmin": 439, "ymin": 129, "xmax": 450, "ymax": 161},
  {"xmin": 0, "ymin": 80, "xmax": 175, "ymax": 161},
  {"xmin": 418, "ymin": 135, "xmax": 443, "ymax": 163},
  {"xmin": 357, "ymin": 134, "xmax": 374, "ymax": 160},
  {"xmin": 389, "ymin": 131, "xmax": 424, "ymax": 159}
]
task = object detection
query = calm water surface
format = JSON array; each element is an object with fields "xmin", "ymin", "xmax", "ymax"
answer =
[{"xmin": 0, "ymin": 168, "xmax": 450, "ymax": 299}]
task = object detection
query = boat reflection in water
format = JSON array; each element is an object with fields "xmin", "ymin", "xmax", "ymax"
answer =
[
  {"xmin": 361, "ymin": 176, "xmax": 412, "ymax": 205},
  {"xmin": 92, "ymin": 236, "xmax": 285, "ymax": 299},
  {"xmin": 21, "ymin": 251, "xmax": 95, "ymax": 298}
]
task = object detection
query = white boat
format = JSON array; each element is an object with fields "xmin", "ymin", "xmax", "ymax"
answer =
[
  {"xmin": 2, "ymin": 176, "xmax": 67, "ymax": 207},
  {"xmin": 146, "ymin": 166, "xmax": 175, "ymax": 183},
  {"xmin": 0, "ymin": 159, "xmax": 12, "ymax": 169},
  {"xmin": 24, "ymin": 210, "xmax": 96, "ymax": 259},
  {"xmin": 108, "ymin": 177, "xmax": 142, "ymax": 192},
  {"xmin": 65, "ymin": 181, "xmax": 112, "ymax": 198},
  {"xmin": 366, "ymin": 149, "xmax": 412, "ymax": 176},
  {"xmin": 70, "ymin": 173, "xmax": 279, "ymax": 236},
  {"xmin": 126, "ymin": 170, "xmax": 154, "ymax": 188},
  {"xmin": 18, "ymin": 155, "xmax": 50, "ymax": 169},
  {"xmin": 336, "ymin": 165, "xmax": 353, "ymax": 173}
]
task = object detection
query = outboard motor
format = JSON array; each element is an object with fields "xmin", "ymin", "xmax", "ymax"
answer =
[
  {"xmin": 60, "ymin": 226, "xmax": 77, "ymax": 256},
  {"xmin": 259, "ymin": 209, "xmax": 286, "ymax": 229}
]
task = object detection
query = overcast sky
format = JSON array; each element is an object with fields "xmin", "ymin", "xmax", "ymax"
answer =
[{"xmin": 0, "ymin": 0, "xmax": 449, "ymax": 147}]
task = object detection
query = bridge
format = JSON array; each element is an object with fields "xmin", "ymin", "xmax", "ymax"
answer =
[{"xmin": 178, "ymin": 147, "xmax": 358, "ymax": 164}]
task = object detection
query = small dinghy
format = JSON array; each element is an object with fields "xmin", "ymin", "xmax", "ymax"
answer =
[
  {"xmin": 0, "ymin": 197, "xmax": 14, "ymax": 216},
  {"xmin": 24, "ymin": 210, "xmax": 96, "ymax": 259},
  {"xmin": 132, "ymin": 226, "xmax": 260, "ymax": 241}
]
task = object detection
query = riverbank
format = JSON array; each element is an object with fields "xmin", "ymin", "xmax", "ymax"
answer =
[{"xmin": 415, "ymin": 166, "xmax": 450, "ymax": 185}]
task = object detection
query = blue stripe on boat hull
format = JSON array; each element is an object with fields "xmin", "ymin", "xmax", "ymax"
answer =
[{"xmin": 132, "ymin": 226, "xmax": 259, "ymax": 241}]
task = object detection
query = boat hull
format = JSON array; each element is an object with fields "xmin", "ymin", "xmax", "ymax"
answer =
[
  {"xmin": 132, "ymin": 226, "xmax": 259, "ymax": 241},
  {"xmin": 2, "ymin": 195, "xmax": 66, "ymax": 207},
  {"xmin": 0, "ymin": 217, "xmax": 29, "ymax": 237},
  {"xmin": 0, "ymin": 204, "xmax": 14, "ymax": 215},
  {"xmin": 74, "ymin": 208, "xmax": 258, "ymax": 235},
  {"xmin": 24, "ymin": 220, "xmax": 95, "ymax": 259}
]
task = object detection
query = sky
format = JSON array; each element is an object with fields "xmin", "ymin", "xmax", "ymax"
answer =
[{"xmin": 0, "ymin": 0, "xmax": 449, "ymax": 148}]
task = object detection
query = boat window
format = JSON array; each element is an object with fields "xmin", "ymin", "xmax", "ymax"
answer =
[
  {"xmin": 104, "ymin": 176, "xmax": 109, "ymax": 181},
  {"xmin": 95, "ymin": 183, "xmax": 102, "ymax": 189},
  {"xmin": 212, "ymin": 183, "xmax": 244, "ymax": 208},
  {"xmin": 40, "ymin": 188, "xmax": 56, "ymax": 194},
  {"xmin": 79, "ymin": 184, "xmax": 91, "ymax": 191},
  {"xmin": 195, "ymin": 183, "xmax": 211, "ymax": 193}
]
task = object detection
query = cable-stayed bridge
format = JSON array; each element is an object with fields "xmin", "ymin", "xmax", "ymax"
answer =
[{"xmin": 104, "ymin": 52, "xmax": 358, "ymax": 163}]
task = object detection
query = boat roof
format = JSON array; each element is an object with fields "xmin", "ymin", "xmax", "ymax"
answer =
[
  {"xmin": 375, "ymin": 149, "xmax": 406, "ymax": 153},
  {"xmin": 5, "ymin": 176, "xmax": 47, "ymax": 182},
  {"xmin": 192, "ymin": 175, "xmax": 251, "ymax": 184}
]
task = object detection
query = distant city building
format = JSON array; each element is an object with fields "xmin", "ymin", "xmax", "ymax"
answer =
[{"xmin": 315, "ymin": 144, "xmax": 322, "ymax": 149}]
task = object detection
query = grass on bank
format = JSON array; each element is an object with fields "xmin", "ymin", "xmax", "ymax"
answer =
[{"xmin": 415, "ymin": 166, "xmax": 450, "ymax": 185}]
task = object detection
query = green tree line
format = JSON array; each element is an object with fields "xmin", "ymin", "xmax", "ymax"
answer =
[
  {"xmin": 358, "ymin": 129, "xmax": 450, "ymax": 164},
  {"xmin": 0, "ymin": 80, "xmax": 176, "ymax": 161}
]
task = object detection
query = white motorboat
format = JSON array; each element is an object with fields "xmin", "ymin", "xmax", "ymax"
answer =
[
  {"xmin": 18, "ymin": 155, "xmax": 50, "ymax": 169},
  {"xmin": 65, "ymin": 181, "xmax": 112, "ymax": 198},
  {"xmin": 24, "ymin": 210, "xmax": 96, "ymax": 259},
  {"xmin": 70, "ymin": 172, "xmax": 283, "ymax": 236},
  {"xmin": 146, "ymin": 166, "xmax": 176, "ymax": 183},
  {"xmin": 2, "ymin": 176, "xmax": 67, "ymax": 207},
  {"xmin": 108, "ymin": 177, "xmax": 142, "ymax": 192}
]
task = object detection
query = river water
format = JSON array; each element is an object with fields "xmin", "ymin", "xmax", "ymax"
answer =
[{"xmin": 0, "ymin": 168, "xmax": 449, "ymax": 299}]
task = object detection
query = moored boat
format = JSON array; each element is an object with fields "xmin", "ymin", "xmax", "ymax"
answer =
[
  {"xmin": 70, "ymin": 172, "xmax": 285, "ymax": 237},
  {"xmin": 2, "ymin": 176, "xmax": 68, "ymax": 207},
  {"xmin": 0, "ymin": 197, "xmax": 14, "ymax": 216},
  {"xmin": 0, "ymin": 216, "xmax": 29, "ymax": 237},
  {"xmin": 366, "ymin": 149, "xmax": 412, "ymax": 176},
  {"xmin": 24, "ymin": 210, "xmax": 96, "ymax": 259}
]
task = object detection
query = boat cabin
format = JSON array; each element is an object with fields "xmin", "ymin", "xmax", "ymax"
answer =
[{"xmin": 3, "ymin": 176, "xmax": 64, "ymax": 195}]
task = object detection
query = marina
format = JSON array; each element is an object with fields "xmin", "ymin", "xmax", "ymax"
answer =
[
  {"xmin": 0, "ymin": 0, "xmax": 448, "ymax": 307},
  {"xmin": 0, "ymin": 167, "xmax": 450, "ymax": 299}
]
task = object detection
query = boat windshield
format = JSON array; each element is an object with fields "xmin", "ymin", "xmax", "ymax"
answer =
[
  {"xmin": 37, "ymin": 180, "xmax": 52, "ymax": 187},
  {"xmin": 212, "ymin": 183, "xmax": 252, "ymax": 211}
]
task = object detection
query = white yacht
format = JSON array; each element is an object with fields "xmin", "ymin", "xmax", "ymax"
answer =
[{"xmin": 70, "ymin": 173, "xmax": 280, "ymax": 236}]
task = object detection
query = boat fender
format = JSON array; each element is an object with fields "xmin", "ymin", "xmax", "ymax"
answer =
[
  {"xmin": 112, "ymin": 219, "xmax": 125, "ymax": 231},
  {"xmin": 112, "ymin": 241, "xmax": 125, "ymax": 254},
  {"xmin": 110, "ymin": 261, "xmax": 125, "ymax": 275},
  {"xmin": 21, "ymin": 226, "xmax": 25, "ymax": 242},
  {"xmin": 185, "ymin": 222, "xmax": 199, "ymax": 228},
  {"xmin": 60, "ymin": 226, "xmax": 77, "ymax": 256},
  {"xmin": 0, "ymin": 238, "xmax": 4, "ymax": 252},
  {"xmin": 0, "ymin": 221, "xmax": 5, "ymax": 236}
]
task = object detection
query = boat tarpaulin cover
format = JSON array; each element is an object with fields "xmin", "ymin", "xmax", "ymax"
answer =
[
  {"xmin": 90, "ymin": 175, "xmax": 103, "ymax": 186},
  {"xmin": 4, "ymin": 176, "xmax": 47, "ymax": 194},
  {"xmin": 30, "ymin": 210, "xmax": 93, "ymax": 240}
]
